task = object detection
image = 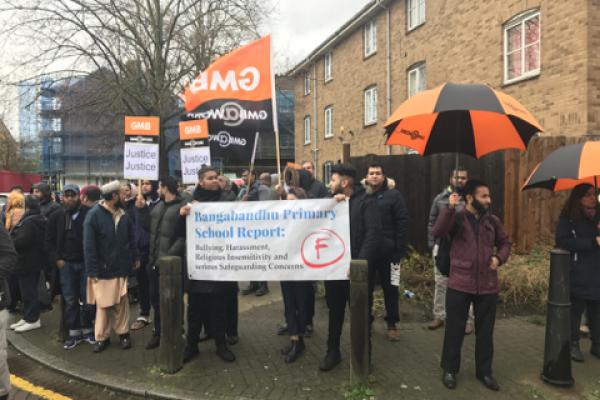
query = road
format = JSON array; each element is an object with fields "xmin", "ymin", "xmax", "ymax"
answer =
[{"xmin": 7, "ymin": 345, "xmax": 144, "ymax": 400}]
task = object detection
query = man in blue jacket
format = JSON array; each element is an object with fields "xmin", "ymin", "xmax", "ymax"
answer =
[{"xmin": 84, "ymin": 181, "xmax": 139, "ymax": 353}]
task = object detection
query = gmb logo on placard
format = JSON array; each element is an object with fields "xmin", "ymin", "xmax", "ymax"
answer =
[{"xmin": 300, "ymin": 229, "xmax": 346, "ymax": 268}]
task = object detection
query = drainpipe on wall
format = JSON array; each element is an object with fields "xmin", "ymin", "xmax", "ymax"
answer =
[
  {"xmin": 312, "ymin": 63, "xmax": 319, "ymax": 178},
  {"xmin": 378, "ymin": 0, "xmax": 392, "ymax": 155}
]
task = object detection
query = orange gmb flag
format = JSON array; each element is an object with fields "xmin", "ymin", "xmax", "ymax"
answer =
[
  {"xmin": 124, "ymin": 116, "xmax": 160, "ymax": 136},
  {"xmin": 179, "ymin": 120, "xmax": 209, "ymax": 141},
  {"xmin": 182, "ymin": 36, "xmax": 273, "ymax": 113}
]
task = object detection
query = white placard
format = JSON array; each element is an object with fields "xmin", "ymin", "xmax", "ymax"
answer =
[
  {"xmin": 186, "ymin": 199, "xmax": 351, "ymax": 281},
  {"xmin": 181, "ymin": 146, "xmax": 211, "ymax": 184},
  {"xmin": 123, "ymin": 142, "xmax": 159, "ymax": 180}
]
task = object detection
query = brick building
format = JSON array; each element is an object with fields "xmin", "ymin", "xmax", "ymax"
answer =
[{"xmin": 289, "ymin": 0, "xmax": 599, "ymax": 181}]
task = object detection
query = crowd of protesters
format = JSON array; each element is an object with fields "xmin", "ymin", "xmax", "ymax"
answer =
[{"xmin": 0, "ymin": 159, "xmax": 598, "ymax": 397}]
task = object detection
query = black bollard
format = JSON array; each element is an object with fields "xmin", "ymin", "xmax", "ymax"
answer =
[
  {"xmin": 541, "ymin": 248, "xmax": 574, "ymax": 387},
  {"xmin": 349, "ymin": 259, "xmax": 369, "ymax": 384},
  {"xmin": 158, "ymin": 256, "xmax": 184, "ymax": 374}
]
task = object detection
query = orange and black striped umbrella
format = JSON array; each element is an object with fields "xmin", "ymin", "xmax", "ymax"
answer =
[
  {"xmin": 522, "ymin": 141, "xmax": 600, "ymax": 192},
  {"xmin": 384, "ymin": 83, "xmax": 543, "ymax": 158}
]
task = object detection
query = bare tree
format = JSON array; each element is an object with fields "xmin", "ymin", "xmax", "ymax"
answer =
[{"xmin": 0, "ymin": 0, "xmax": 271, "ymax": 173}]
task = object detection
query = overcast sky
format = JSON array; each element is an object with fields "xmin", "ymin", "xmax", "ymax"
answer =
[{"xmin": 0, "ymin": 0, "xmax": 369, "ymax": 137}]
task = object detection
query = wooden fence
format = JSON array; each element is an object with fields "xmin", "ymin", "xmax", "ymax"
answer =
[{"xmin": 351, "ymin": 135, "xmax": 597, "ymax": 255}]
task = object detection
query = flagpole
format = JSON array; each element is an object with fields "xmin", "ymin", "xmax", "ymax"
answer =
[{"xmin": 268, "ymin": 35, "xmax": 282, "ymax": 186}]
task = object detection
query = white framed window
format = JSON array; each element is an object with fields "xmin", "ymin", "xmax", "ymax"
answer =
[
  {"xmin": 504, "ymin": 10, "xmax": 540, "ymax": 84},
  {"xmin": 364, "ymin": 20, "xmax": 377, "ymax": 57},
  {"xmin": 408, "ymin": 63, "xmax": 426, "ymax": 97},
  {"xmin": 407, "ymin": 0, "xmax": 426, "ymax": 30},
  {"xmin": 324, "ymin": 106, "xmax": 334, "ymax": 138},
  {"xmin": 304, "ymin": 71, "xmax": 311, "ymax": 95},
  {"xmin": 324, "ymin": 52, "xmax": 333, "ymax": 82},
  {"xmin": 364, "ymin": 86, "xmax": 378, "ymax": 126},
  {"xmin": 304, "ymin": 116, "xmax": 311, "ymax": 145}
]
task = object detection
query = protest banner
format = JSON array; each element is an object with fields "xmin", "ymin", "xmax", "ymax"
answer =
[
  {"xmin": 179, "ymin": 120, "xmax": 210, "ymax": 184},
  {"xmin": 181, "ymin": 36, "xmax": 279, "ymax": 169},
  {"xmin": 186, "ymin": 199, "xmax": 351, "ymax": 281},
  {"xmin": 124, "ymin": 116, "xmax": 160, "ymax": 180}
]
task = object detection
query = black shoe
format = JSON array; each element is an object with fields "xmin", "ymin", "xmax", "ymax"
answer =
[
  {"xmin": 319, "ymin": 349, "xmax": 341, "ymax": 371},
  {"xmin": 571, "ymin": 341, "xmax": 585, "ymax": 362},
  {"xmin": 277, "ymin": 323, "xmax": 288, "ymax": 336},
  {"xmin": 285, "ymin": 339, "xmax": 305, "ymax": 363},
  {"xmin": 478, "ymin": 375, "xmax": 500, "ymax": 391},
  {"xmin": 591, "ymin": 343, "xmax": 600, "ymax": 359},
  {"xmin": 442, "ymin": 371, "xmax": 457, "ymax": 389},
  {"xmin": 216, "ymin": 346, "xmax": 236, "ymax": 362},
  {"xmin": 255, "ymin": 285, "xmax": 269, "ymax": 296},
  {"xmin": 241, "ymin": 284, "xmax": 257, "ymax": 295},
  {"xmin": 183, "ymin": 345, "xmax": 199, "ymax": 363},
  {"xmin": 280, "ymin": 341, "xmax": 294, "ymax": 355},
  {"xmin": 119, "ymin": 333, "xmax": 132, "ymax": 350},
  {"xmin": 93, "ymin": 339, "xmax": 110, "ymax": 353},
  {"xmin": 227, "ymin": 335, "xmax": 239, "ymax": 346},
  {"xmin": 305, "ymin": 324, "xmax": 313, "ymax": 338},
  {"xmin": 145, "ymin": 334, "xmax": 160, "ymax": 350}
]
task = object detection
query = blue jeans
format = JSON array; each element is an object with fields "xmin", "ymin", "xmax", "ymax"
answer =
[{"xmin": 59, "ymin": 262, "xmax": 94, "ymax": 337}]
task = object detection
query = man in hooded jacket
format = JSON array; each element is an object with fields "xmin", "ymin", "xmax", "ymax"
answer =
[{"xmin": 137, "ymin": 176, "xmax": 185, "ymax": 349}]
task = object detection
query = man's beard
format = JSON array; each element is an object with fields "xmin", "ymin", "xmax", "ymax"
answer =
[
  {"xmin": 472, "ymin": 198, "xmax": 489, "ymax": 215},
  {"xmin": 65, "ymin": 201, "xmax": 80, "ymax": 213},
  {"xmin": 330, "ymin": 185, "xmax": 343, "ymax": 196},
  {"xmin": 114, "ymin": 199, "xmax": 124, "ymax": 209}
]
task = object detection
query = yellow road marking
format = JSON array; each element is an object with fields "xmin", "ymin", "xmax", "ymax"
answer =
[{"xmin": 10, "ymin": 374, "xmax": 72, "ymax": 400}]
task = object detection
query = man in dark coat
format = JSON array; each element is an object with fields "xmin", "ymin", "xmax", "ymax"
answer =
[
  {"xmin": 364, "ymin": 164, "xmax": 408, "ymax": 341},
  {"xmin": 130, "ymin": 180, "xmax": 160, "ymax": 332},
  {"xmin": 319, "ymin": 164, "xmax": 381, "ymax": 372},
  {"xmin": 10, "ymin": 196, "xmax": 46, "ymax": 333},
  {"xmin": 33, "ymin": 182, "xmax": 61, "ymax": 306},
  {"xmin": 0, "ymin": 224, "xmax": 18, "ymax": 398},
  {"xmin": 136, "ymin": 176, "xmax": 186, "ymax": 349},
  {"xmin": 179, "ymin": 167, "xmax": 237, "ymax": 363},
  {"xmin": 84, "ymin": 181, "xmax": 139, "ymax": 353},
  {"xmin": 432, "ymin": 179, "xmax": 511, "ymax": 391},
  {"xmin": 45, "ymin": 184, "xmax": 94, "ymax": 349}
]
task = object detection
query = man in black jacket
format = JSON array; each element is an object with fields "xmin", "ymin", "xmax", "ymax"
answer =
[
  {"xmin": 364, "ymin": 164, "xmax": 408, "ymax": 341},
  {"xmin": 46, "ymin": 184, "xmax": 94, "ymax": 349},
  {"xmin": 130, "ymin": 180, "xmax": 160, "ymax": 332},
  {"xmin": 137, "ymin": 176, "xmax": 186, "ymax": 349},
  {"xmin": 302, "ymin": 161, "xmax": 329, "ymax": 199},
  {"xmin": 0, "ymin": 224, "xmax": 18, "ymax": 400},
  {"xmin": 179, "ymin": 167, "xmax": 237, "ymax": 363},
  {"xmin": 320, "ymin": 164, "xmax": 381, "ymax": 372},
  {"xmin": 84, "ymin": 181, "xmax": 139, "ymax": 353}
]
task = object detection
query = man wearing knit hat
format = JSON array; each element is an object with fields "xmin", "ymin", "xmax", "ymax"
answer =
[{"xmin": 83, "ymin": 180, "xmax": 139, "ymax": 352}]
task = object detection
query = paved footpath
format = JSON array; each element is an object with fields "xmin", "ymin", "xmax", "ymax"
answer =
[{"xmin": 7, "ymin": 289, "xmax": 600, "ymax": 400}]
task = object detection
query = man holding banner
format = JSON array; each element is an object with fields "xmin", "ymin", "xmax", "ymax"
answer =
[
  {"xmin": 180, "ymin": 167, "xmax": 237, "ymax": 363},
  {"xmin": 320, "ymin": 164, "xmax": 381, "ymax": 372}
]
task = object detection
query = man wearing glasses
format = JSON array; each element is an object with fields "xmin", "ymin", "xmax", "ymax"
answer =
[{"xmin": 427, "ymin": 167, "xmax": 474, "ymax": 334}]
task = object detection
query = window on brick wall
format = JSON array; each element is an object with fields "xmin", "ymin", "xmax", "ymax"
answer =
[
  {"xmin": 504, "ymin": 10, "xmax": 540, "ymax": 84},
  {"xmin": 364, "ymin": 20, "xmax": 377, "ymax": 57},
  {"xmin": 407, "ymin": 0, "xmax": 425, "ymax": 30},
  {"xmin": 304, "ymin": 71, "xmax": 311, "ymax": 95},
  {"xmin": 324, "ymin": 52, "xmax": 333, "ymax": 82},
  {"xmin": 408, "ymin": 63, "xmax": 426, "ymax": 97},
  {"xmin": 304, "ymin": 115, "xmax": 311, "ymax": 145},
  {"xmin": 323, "ymin": 161, "xmax": 334, "ymax": 185},
  {"xmin": 324, "ymin": 106, "xmax": 334, "ymax": 138},
  {"xmin": 364, "ymin": 86, "xmax": 378, "ymax": 126}
]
